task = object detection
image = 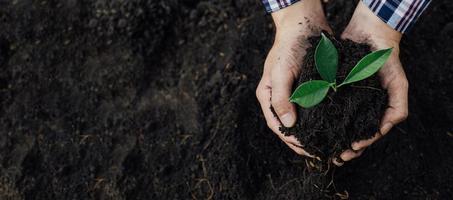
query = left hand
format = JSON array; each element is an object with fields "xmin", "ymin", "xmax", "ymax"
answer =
[
  {"xmin": 256, "ymin": 0, "xmax": 332, "ymax": 157},
  {"xmin": 334, "ymin": 1, "xmax": 409, "ymax": 166}
]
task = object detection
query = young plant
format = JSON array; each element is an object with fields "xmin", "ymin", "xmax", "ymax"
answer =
[{"xmin": 290, "ymin": 33, "xmax": 392, "ymax": 108}]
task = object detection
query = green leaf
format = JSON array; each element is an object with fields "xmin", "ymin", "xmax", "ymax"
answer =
[
  {"xmin": 340, "ymin": 48, "xmax": 393, "ymax": 86},
  {"xmin": 290, "ymin": 80, "xmax": 331, "ymax": 108},
  {"xmin": 315, "ymin": 33, "xmax": 338, "ymax": 83}
]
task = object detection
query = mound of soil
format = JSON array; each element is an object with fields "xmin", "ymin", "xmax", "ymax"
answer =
[{"xmin": 280, "ymin": 35, "xmax": 387, "ymax": 166}]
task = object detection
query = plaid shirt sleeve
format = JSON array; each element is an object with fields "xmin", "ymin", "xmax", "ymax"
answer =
[
  {"xmin": 363, "ymin": 0, "xmax": 431, "ymax": 33},
  {"xmin": 261, "ymin": 0, "xmax": 301, "ymax": 13},
  {"xmin": 262, "ymin": 0, "xmax": 431, "ymax": 33}
]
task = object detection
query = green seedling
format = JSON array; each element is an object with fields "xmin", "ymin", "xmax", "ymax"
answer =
[{"xmin": 290, "ymin": 33, "xmax": 392, "ymax": 108}]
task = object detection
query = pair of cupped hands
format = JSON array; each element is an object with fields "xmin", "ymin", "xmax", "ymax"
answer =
[{"xmin": 256, "ymin": 0, "xmax": 409, "ymax": 166}]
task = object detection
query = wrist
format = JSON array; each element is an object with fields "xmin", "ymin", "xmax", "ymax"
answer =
[
  {"xmin": 343, "ymin": 1, "xmax": 402, "ymax": 49},
  {"xmin": 271, "ymin": 0, "xmax": 330, "ymax": 38}
]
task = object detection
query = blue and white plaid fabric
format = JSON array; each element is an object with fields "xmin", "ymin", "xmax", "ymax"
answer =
[
  {"xmin": 261, "ymin": 0, "xmax": 431, "ymax": 33},
  {"xmin": 261, "ymin": 0, "xmax": 300, "ymax": 13},
  {"xmin": 363, "ymin": 0, "xmax": 431, "ymax": 33}
]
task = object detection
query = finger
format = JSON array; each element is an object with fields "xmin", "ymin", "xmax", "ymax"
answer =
[
  {"xmin": 352, "ymin": 64, "xmax": 409, "ymax": 150},
  {"xmin": 352, "ymin": 87, "xmax": 408, "ymax": 150},
  {"xmin": 332, "ymin": 157, "xmax": 344, "ymax": 167},
  {"xmin": 257, "ymin": 82, "xmax": 314, "ymax": 157},
  {"xmin": 352, "ymin": 103, "xmax": 407, "ymax": 150},
  {"xmin": 287, "ymin": 142, "xmax": 313, "ymax": 157},
  {"xmin": 381, "ymin": 75, "xmax": 409, "ymax": 135},
  {"xmin": 270, "ymin": 66, "xmax": 298, "ymax": 127},
  {"xmin": 340, "ymin": 149, "xmax": 365, "ymax": 162},
  {"xmin": 379, "ymin": 60, "xmax": 409, "ymax": 133},
  {"xmin": 352, "ymin": 132, "xmax": 381, "ymax": 151},
  {"xmin": 256, "ymin": 81, "xmax": 300, "ymax": 146}
]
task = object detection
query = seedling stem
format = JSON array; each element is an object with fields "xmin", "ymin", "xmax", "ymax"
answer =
[{"xmin": 289, "ymin": 33, "xmax": 392, "ymax": 108}]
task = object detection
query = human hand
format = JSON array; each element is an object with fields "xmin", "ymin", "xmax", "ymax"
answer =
[
  {"xmin": 334, "ymin": 1, "xmax": 409, "ymax": 166},
  {"xmin": 256, "ymin": 0, "xmax": 331, "ymax": 156}
]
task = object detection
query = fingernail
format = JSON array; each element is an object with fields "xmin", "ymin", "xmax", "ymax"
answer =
[
  {"xmin": 280, "ymin": 113, "xmax": 295, "ymax": 127},
  {"xmin": 351, "ymin": 142, "xmax": 361, "ymax": 151},
  {"xmin": 380, "ymin": 123, "xmax": 393, "ymax": 135}
]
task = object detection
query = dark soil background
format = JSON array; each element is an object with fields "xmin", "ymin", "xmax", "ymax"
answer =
[{"xmin": 0, "ymin": 0, "xmax": 452, "ymax": 199}]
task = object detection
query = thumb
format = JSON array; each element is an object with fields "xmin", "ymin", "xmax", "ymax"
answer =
[
  {"xmin": 380, "ymin": 76, "xmax": 408, "ymax": 135},
  {"xmin": 271, "ymin": 67, "xmax": 298, "ymax": 127}
]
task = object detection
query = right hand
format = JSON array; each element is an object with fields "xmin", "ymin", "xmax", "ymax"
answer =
[
  {"xmin": 333, "ymin": 1, "xmax": 408, "ymax": 166},
  {"xmin": 256, "ymin": 0, "xmax": 331, "ymax": 156}
]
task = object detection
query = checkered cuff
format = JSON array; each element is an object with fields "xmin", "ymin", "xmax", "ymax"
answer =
[
  {"xmin": 261, "ymin": 0, "xmax": 431, "ymax": 34},
  {"xmin": 363, "ymin": 0, "xmax": 431, "ymax": 33},
  {"xmin": 261, "ymin": 0, "xmax": 301, "ymax": 13}
]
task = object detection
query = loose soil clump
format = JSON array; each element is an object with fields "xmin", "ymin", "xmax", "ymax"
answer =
[{"xmin": 279, "ymin": 35, "xmax": 387, "ymax": 167}]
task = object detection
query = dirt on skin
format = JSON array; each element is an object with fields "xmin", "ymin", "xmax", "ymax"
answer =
[
  {"xmin": 0, "ymin": 0, "xmax": 452, "ymax": 200},
  {"xmin": 279, "ymin": 35, "xmax": 387, "ymax": 166}
]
